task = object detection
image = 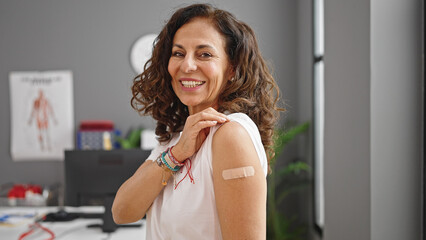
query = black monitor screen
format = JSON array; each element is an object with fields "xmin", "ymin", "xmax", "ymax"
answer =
[{"xmin": 64, "ymin": 149, "xmax": 149, "ymax": 232}]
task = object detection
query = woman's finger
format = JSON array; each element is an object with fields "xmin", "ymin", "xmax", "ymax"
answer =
[
  {"xmin": 204, "ymin": 107, "xmax": 229, "ymax": 120},
  {"xmin": 173, "ymin": 108, "xmax": 230, "ymax": 160},
  {"xmin": 187, "ymin": 111, "xmax": 228, "ymax": 126},
  {"xmin": 192, "ymin": 120, "xmax": 220, "ymax": 131}
]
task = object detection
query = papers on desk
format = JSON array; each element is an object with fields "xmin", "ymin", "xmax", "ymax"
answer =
[
  {"xmin": 0, "ymin": 207, "xmax": 146, "ymax": 240},
  {"xmin": 0, "ymin": 214, "xmax": 35, "ymax": 226},
  {"xmin": 0, "ymin": 208, "xmax": 42, "ymax": 226}
]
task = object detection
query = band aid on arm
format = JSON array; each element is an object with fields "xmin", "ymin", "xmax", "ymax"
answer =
[{"xmin": 222, "ymin": 166, "xmax": 255, "ymax": 180}]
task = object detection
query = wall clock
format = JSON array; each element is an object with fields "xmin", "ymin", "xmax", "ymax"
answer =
[{"xmin": 130, "ymin": 33, "xmax": 157, "ymax": 74}]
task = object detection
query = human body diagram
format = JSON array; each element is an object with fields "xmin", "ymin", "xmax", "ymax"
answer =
[{"xmin": 28, "ymin": 89, "xmax": 58, "ymax": 151}]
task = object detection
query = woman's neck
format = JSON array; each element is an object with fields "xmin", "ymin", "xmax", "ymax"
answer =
[{"xmin": 188, "ymin": 103, "xmax": 219, "ymax": 115}]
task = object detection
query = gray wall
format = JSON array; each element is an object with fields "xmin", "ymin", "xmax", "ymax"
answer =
[
  {"xmin": 324, "ymin": 0, "xmax": 422, "ymax": 239},
  {"xmin": 297, "ymin": 0, "xmax": 317, "ymax": 239},
  {"xmin": 324, "ymin": 0, "xmax": 372, "ymax": 239},
  {"xmin": 371, "ymin": 0, "xmax": 422, "ymax": 239},
  {"xmin": 0, "ymin": 1, "xmax": 300, "ymax": 186}
]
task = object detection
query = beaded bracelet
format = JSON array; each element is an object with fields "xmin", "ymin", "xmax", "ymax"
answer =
[
  {"xmin": 161, "ymin": 151, "xmax": 181, "ymax": 172},
  {"xmin": 155, "ymin": 154, "xmax": 170, "ymax": 186},
  {"xmin": 155, "ymin": 147, "xmax": 194, "ymax": 188},
  {"xmin": 168, "ymin": 147, "xmax": 185, "ymax": 167}
]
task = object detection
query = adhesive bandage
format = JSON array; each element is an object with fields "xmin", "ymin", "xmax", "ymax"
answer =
[{"xmin": 222, "ymin": 166, "xmax": 255, "ymax": 180}]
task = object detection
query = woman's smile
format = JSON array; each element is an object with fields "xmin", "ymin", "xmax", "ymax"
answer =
[{"xmin": 179, "ymin": 78, "xmax": 206, "ymax": 91}]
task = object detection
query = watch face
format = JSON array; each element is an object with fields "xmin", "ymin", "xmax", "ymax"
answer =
[{"xmin": 130, "ymin": 33, "xmax": 157, "ymax": 74}]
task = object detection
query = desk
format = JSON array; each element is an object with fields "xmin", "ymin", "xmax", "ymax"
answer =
[{"xmin": 0, "ymin": 206, "xmax": 146, "ymax": 240}]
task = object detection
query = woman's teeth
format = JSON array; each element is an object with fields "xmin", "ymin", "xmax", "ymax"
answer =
[{"xmin": 181, "ymin": 81, "xmax": 205, "ymax": 88}]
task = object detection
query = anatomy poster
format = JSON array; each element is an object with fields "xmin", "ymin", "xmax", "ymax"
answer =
[{"xmin": 9, "ymin": 71, "xmax": 74, "ymax": 161}]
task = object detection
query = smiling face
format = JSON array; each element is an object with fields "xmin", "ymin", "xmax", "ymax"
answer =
[{"xmin": 168, "ymin": 17, "xmax": 233, "ymax": 115}]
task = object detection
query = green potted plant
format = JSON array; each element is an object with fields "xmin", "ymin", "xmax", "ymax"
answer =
[{"xmin": 267, "ymin": 122, "xmax": 310, "ymax": 240}]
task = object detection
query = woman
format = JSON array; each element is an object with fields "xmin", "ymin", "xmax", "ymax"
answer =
[{"xmin": 112, "ymin": 3, "xmax": 282, "ymax": 239}]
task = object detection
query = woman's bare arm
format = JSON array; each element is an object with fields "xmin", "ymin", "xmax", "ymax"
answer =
[
  {"xmin": 112, "ymin": 160, "xmax": 172, "ymax": 224},
  {"xmin": 212, "ymin": 121, "xmax": 267, "ymax": 240}
]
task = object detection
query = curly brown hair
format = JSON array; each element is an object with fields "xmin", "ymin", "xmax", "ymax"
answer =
[{"xmin": 131, "ymin": 3, "xmax": 283, "ymax": 163}]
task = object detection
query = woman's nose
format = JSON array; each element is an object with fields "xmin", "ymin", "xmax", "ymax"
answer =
[{"xmin": 180, "ymin": 55, "xmax": 197, "ymax": 73}]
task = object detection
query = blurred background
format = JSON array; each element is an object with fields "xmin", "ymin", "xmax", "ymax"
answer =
[{"xmin": 0, "ymin": 0, "xmax": 423, "ymax": 240}]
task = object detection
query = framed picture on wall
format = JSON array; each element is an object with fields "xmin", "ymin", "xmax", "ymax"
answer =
[{"xmin": 9, "ymin": 70, "xmax": 74, "ymax": 161}]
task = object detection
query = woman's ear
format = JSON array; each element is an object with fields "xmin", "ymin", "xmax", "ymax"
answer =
[{"xmin": 227, "ymin": 67, "xmax": 236, "ymax": 82}]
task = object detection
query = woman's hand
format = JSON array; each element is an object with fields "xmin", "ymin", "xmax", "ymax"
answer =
[{"xmin": 172, "ymin": 107, "xmax": 229, "ymax": 161}]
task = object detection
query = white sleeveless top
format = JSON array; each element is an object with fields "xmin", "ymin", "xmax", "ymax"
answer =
[{"xmin": 145, "ymin": 113, "xmax": 268, "ymax": 240}]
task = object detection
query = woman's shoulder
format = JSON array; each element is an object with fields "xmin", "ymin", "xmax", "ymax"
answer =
[
  {"xmin": 211, "ymin": 112, "xmax": 268, "ymax": 176},
  {"xmin": 223, "ymin": 112, "xmax": 259, "ymax": 134},
  {"xmin": 212, "ymin": 112, "xmax": 257, "ymax": 147},
  {"xmin": 225, "ymin": 112, "xmax": 252, "ymax": 122},
  {"xmin": 214, "ymin": 120, "xmax": 248, "ymax": 142},
  {"xmin": 212, "ymin": 120, "xmax": 254, "ymax": 166}
]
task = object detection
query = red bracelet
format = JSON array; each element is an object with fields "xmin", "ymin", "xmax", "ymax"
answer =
[
  {"xmin": 168, "ymin": 146, "xmax": 195, "ymax": 190},
  {"xmin": 168, "ymin": 146, "xmax": 185, "ymax": 167}
]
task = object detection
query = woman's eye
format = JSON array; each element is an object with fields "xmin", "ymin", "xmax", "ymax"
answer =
[
  {"xmin": 172, "ymin": 51, "xmax": 184, "ymax": 57},
  {"xmin": 200, "ymin": 52, "xmax": 212, "ymax": 58}
]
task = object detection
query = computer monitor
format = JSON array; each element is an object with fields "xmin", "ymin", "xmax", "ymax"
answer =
[{"xmin": 64, "ymin": 149, "xmax": 149, "ymax": 232}]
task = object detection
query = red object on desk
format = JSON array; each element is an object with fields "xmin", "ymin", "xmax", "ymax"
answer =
[
  {"xmin": 19, "ymin": 222, "xmax": 55, "ymax": 240},
  {"xmin": 79, "ymin": 120, "xmax": 114, "ymax": 131},
  {"xmin": 7, "ymin": 184, "xmax": 42, "ymax": 199},
  {"xmin": 8, "ymin": 184, "xmax": 26, "ymax": 199},
  {"xmin": 27, "ymin": 185, "xmax": 42, "ymax": 194}
]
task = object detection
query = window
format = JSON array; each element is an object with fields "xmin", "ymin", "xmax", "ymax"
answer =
[{"xmin": 313, "ymin": 0, "xmax": 325, "ymax": 232}]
